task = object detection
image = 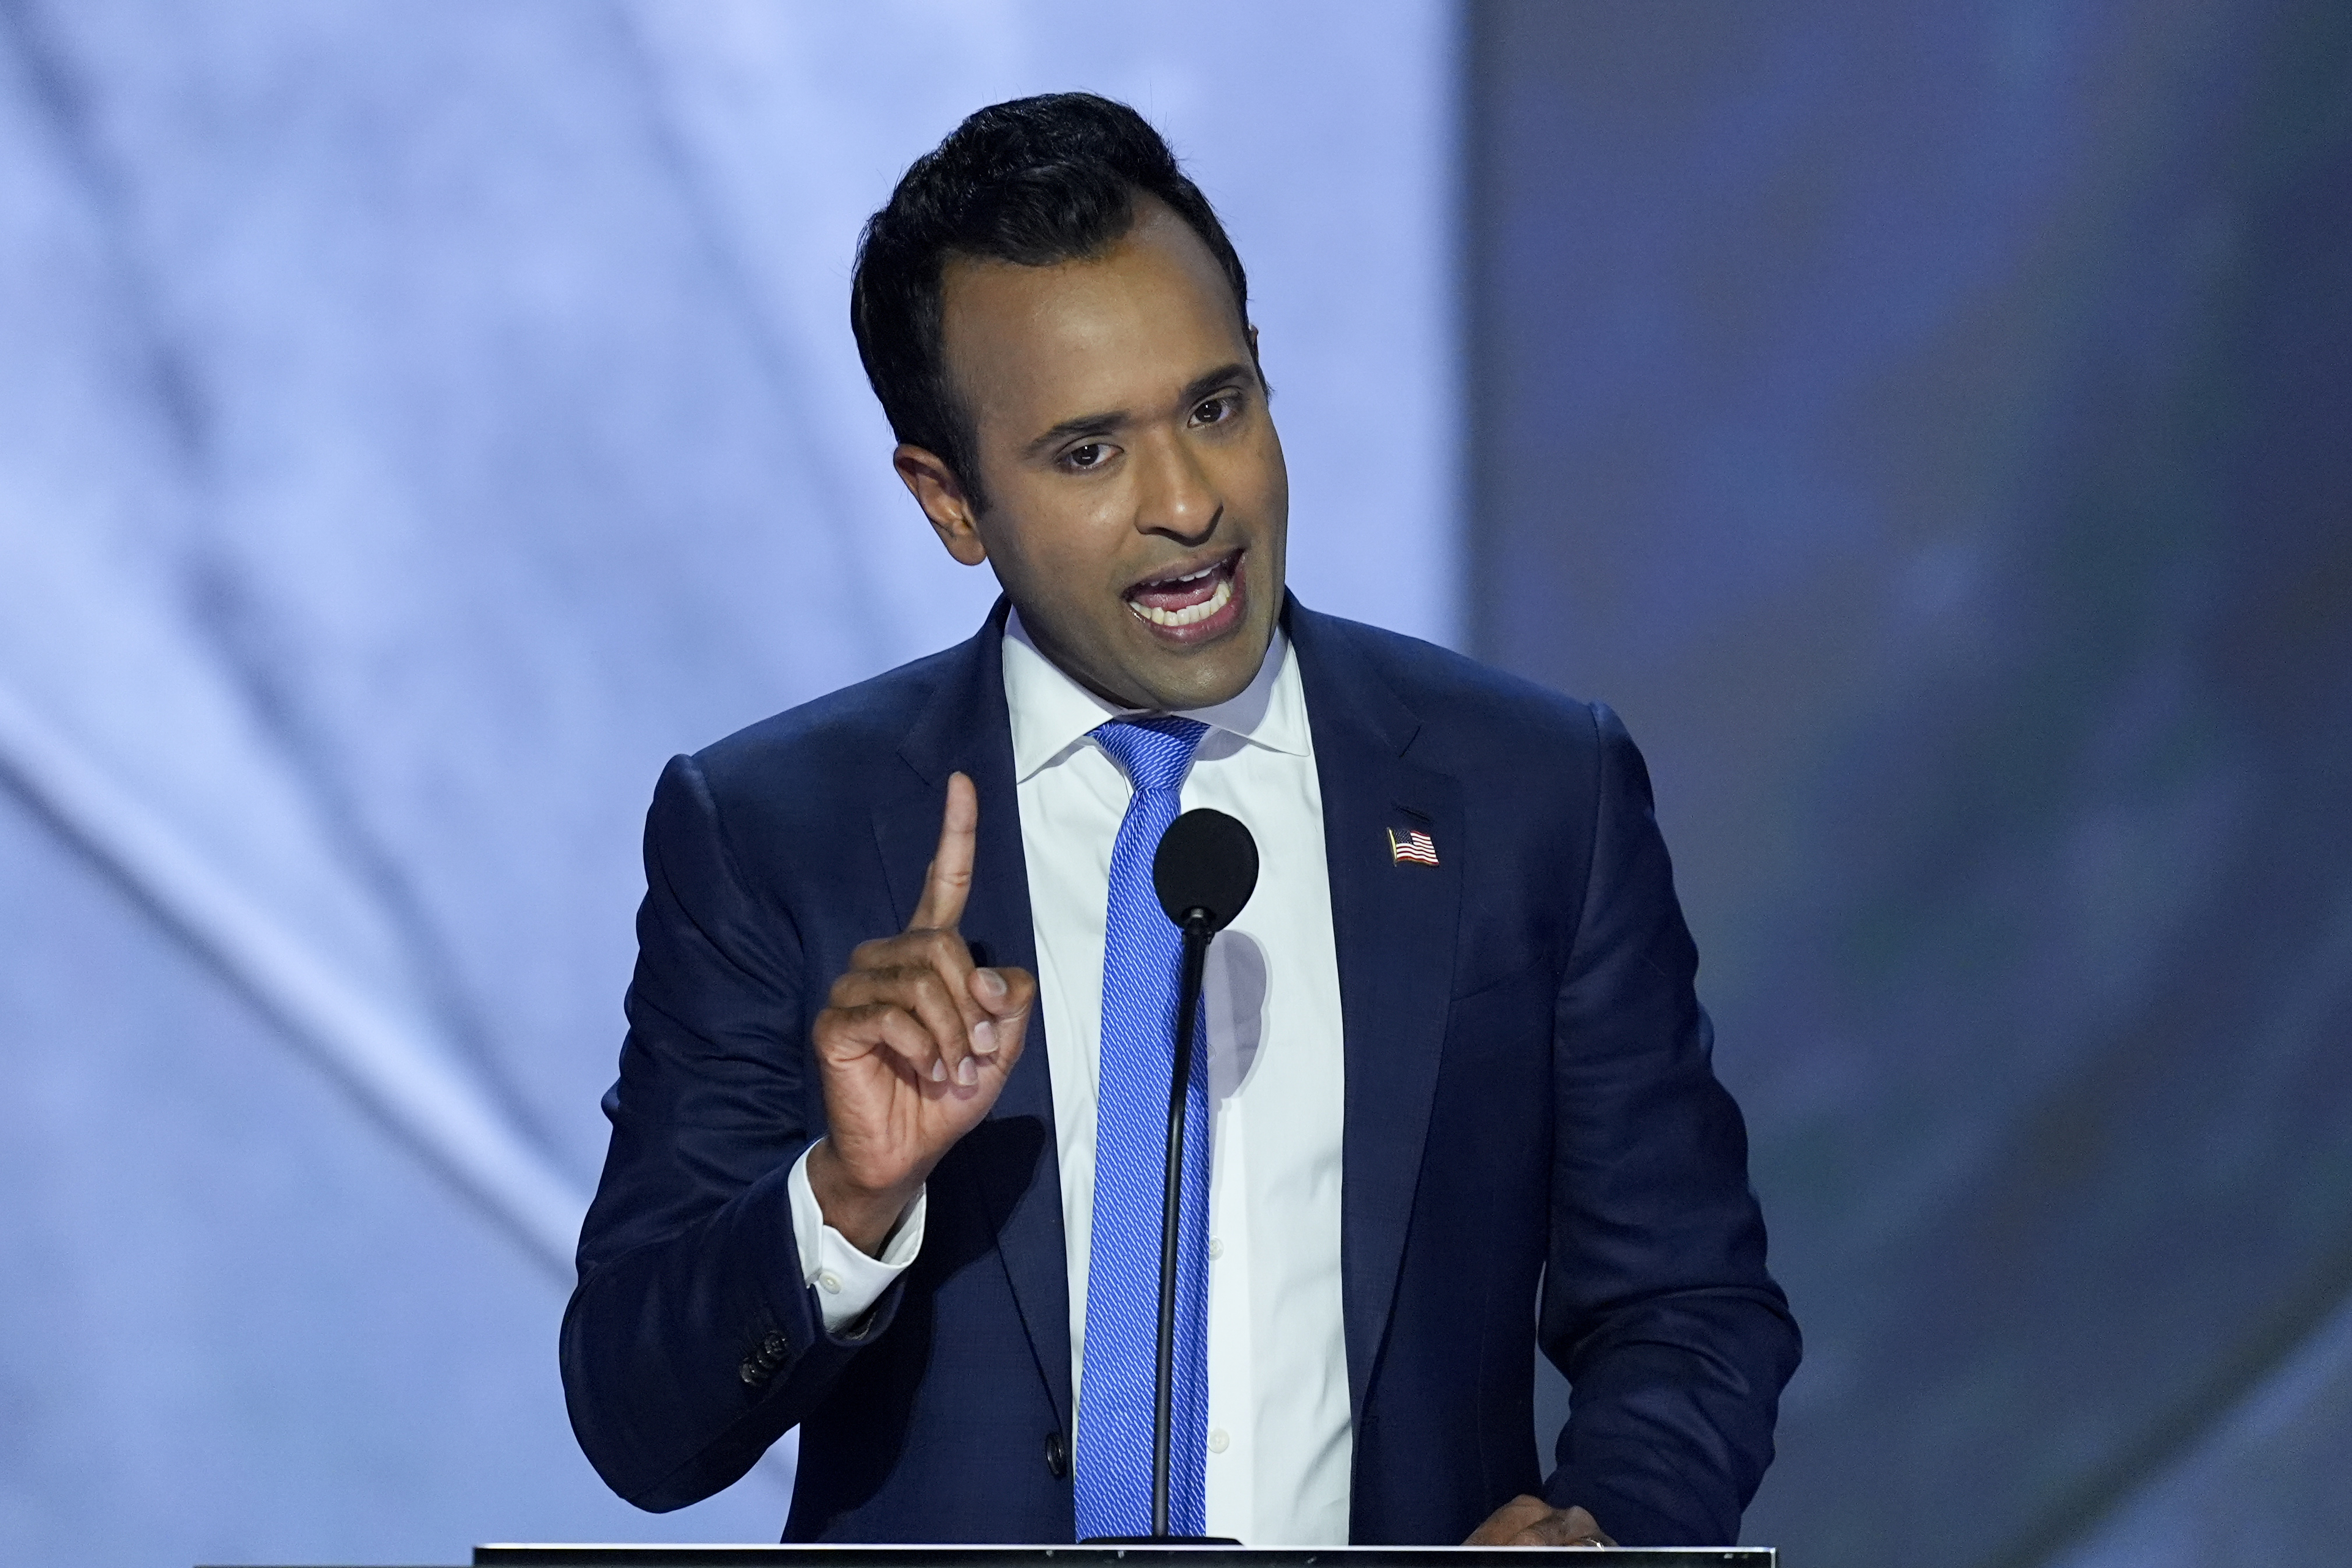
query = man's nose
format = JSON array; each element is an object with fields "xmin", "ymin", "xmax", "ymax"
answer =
[{"xmin": 1132, "ymin": 429, "xmax": 1220, "ymax": 544}]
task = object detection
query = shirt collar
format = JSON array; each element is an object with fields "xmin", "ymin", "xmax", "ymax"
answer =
[{"xmin": 1003, "ymin": 607, "xmax": 1309, "ymax": 783}]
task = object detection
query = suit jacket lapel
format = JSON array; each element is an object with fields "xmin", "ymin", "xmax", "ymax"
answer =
[
  {"xmin": 873, "ymin": 598, "xmax": 1075, "ymax": 1430},
  {"xmin": 1290, "ymin": 600, "xmax": 1465, "ymax": 1419}
]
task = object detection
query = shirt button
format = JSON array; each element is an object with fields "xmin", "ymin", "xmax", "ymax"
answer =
[
  {"xmin": 1208, "ymin": 1428, "xmax": 1230, "ymax": 1454},
  {"xmin": 1208, "ymin": 1237, "xmax": 1225, "ymax": 1260},
  {"xmin": 817, "ymin": 1270, "xmax": 843, "ymax": 1294}
]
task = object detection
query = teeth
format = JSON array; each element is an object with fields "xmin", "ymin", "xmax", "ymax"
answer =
[
  {"xmin": 1132, "ymin": 572, "xmax": 1234, "ymax": 628},
  {"xmin": 1139, "ymin": 561, "xmax": 1219, "ymax": 591}
]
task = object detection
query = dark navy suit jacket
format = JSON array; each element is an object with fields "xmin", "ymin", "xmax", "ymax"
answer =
[{"xmin": 561, "ymin": 598, "xmax": 1799, "ymax": 1546}]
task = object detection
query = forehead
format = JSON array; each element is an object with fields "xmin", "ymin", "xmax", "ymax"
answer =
[{"xmin": 937, "ymin": 203, "xmax": 1250, "ymax": 431}]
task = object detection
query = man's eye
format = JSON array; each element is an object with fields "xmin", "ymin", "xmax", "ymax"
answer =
[
  {"xmin": 1192, "ymin": 396, "xmax": 1236, "ymax": 426},
  {"xmin": 1064, "ymin": 442, "xmax": 1110, "ymax": 470}
]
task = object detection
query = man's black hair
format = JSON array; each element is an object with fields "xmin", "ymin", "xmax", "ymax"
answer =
[{"xmin": 850, "ymin": 92, "xmax": 1250, "ymax": 509}]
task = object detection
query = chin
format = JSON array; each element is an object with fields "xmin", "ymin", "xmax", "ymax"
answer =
[{"xmin": 1136, "ymin": 623, "xmax": 1272, "ymax": 711}]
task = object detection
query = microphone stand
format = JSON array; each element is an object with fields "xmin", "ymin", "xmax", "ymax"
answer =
[
  {"xmin": 1150, "ymin": 910, "xmax": 1215, "ymax": 1540},
  {"xmin": 1087, "ymin": 912, "xmax": 1235, "ymax": 1546},
  {"xmin": 1085, "ymin": 803, "xmax": 1254, "ymax": 1547}
]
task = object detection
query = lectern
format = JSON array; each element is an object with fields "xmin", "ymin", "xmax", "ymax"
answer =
[
  {"xmin": 469, "ymin": 1548, "xmax": 1774, "ymax": 1568},
  {"xmin": 203, "ymin": 1543, "xmax": 1774, "ymax": 1567}
]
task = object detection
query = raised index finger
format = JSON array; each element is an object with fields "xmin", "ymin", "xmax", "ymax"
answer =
[{"xmin": 910, "ymin": 771, "xmax": 978, "ymax": 932}]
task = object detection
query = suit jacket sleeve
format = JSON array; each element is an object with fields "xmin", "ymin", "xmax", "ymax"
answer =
[
  {"xmin": 560, "ymin": 752, "xmax": 903, "ymax": 1512},
  {"xmin": 1539, "ymin": 704, "xmax": 1801, "ymax": 1545}
]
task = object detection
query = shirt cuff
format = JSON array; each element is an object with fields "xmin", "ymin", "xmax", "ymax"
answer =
[{"xmin": 787, "ymin": 1142, "xmax": 926, "ymax": 1334}]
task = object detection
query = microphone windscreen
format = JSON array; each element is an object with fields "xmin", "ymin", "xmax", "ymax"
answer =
[{"xmin": 1152, "ymin": 808, "xmax": 1259, "ymax": 933}]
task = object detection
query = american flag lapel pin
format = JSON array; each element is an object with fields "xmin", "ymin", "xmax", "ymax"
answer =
[{"xmin": 1387, "ymin": 825, "xmax": 1440, "ymax": 867}]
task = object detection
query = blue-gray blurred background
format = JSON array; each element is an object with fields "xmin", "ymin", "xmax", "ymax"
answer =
[{"xmin": 0, "ymin": 3, "xmax": 2343, "ymax": 1566}]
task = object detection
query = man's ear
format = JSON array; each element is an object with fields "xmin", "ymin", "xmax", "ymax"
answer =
[{"xmin": 894, "ymin": 444, "xmax": 989, "ymax": 566}]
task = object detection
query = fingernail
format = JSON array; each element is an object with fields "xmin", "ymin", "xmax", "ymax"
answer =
[
  {"xmin": 956, "ymin": 1056, "xmax": 978, "ymax": 1086},
  {"xmin": 975, "ymin": 968, "xmax": 1007, "ymax": 1003},
  {"xmin": 930, "ymin": 1060, "xmax": 947, "ymax": 1083},
  {"xmin": 971, "ymin": 1019, "xmax": 996, "ymax": 1055}
]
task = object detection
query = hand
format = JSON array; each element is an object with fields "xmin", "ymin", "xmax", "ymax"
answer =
[
  {"xmin": 1465, "ymin": 1494, "xmax": 1617, "ymax": 1548},
  {"xmin": 807, "ymin": 771, "xmax": 1035, "ymax": 1255}
]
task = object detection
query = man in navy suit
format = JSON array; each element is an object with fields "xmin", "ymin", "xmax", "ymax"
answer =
[{"xmin": 561, "ymin": 94, "xmax": 1798, "ymax": 1548}]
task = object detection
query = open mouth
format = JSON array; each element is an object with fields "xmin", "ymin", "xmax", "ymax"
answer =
[{"xmin": 1124, "ymin": 550, "xmax": 1243, "ymax": 637}]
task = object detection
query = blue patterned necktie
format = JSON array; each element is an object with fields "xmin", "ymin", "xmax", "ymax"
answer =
[{"xmin": 1076, "ymin": 714, "xmax": 1213, "ymax": 1540}]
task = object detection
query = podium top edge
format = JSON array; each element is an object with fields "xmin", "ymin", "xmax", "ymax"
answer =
[
  {"xmin": 466, "ymin": 1548, "xmax": 1774, "ymax": 1567},
  {"xmin": 197, "ymin": 1551, "xmax": 1778, "ymax": 1567}
]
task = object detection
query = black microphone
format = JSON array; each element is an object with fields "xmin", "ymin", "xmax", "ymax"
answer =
[{"xmin": 1136, "ymin": 808, "xmax": 1257, "ymax": 1542}]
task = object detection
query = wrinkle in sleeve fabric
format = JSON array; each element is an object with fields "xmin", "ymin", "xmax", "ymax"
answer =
[
  {"xmin": 561, "ymin": 752, "xmax": 904, "ymax": 1513},
  {"xmin": 1538, "ymin": 704, "xmax": 1801, "ymax": 1547}
]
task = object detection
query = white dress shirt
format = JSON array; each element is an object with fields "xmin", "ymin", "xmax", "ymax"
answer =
[{"xmin": 789, "ymin": 613, "xmax": 1353, "ymax": 1543}]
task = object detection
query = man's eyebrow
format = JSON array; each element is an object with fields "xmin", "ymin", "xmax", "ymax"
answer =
[
  {"xmin": 1020, "ymin": 363, "xmax": 1258, "ymax": 461},
  {"xmin": 1022, "ymin": 407, "xmax": 1129, "ymax": 460},
  {"xmin": 1178, "ymin": 362, "xmax": 1255, "ymax": 408}
]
